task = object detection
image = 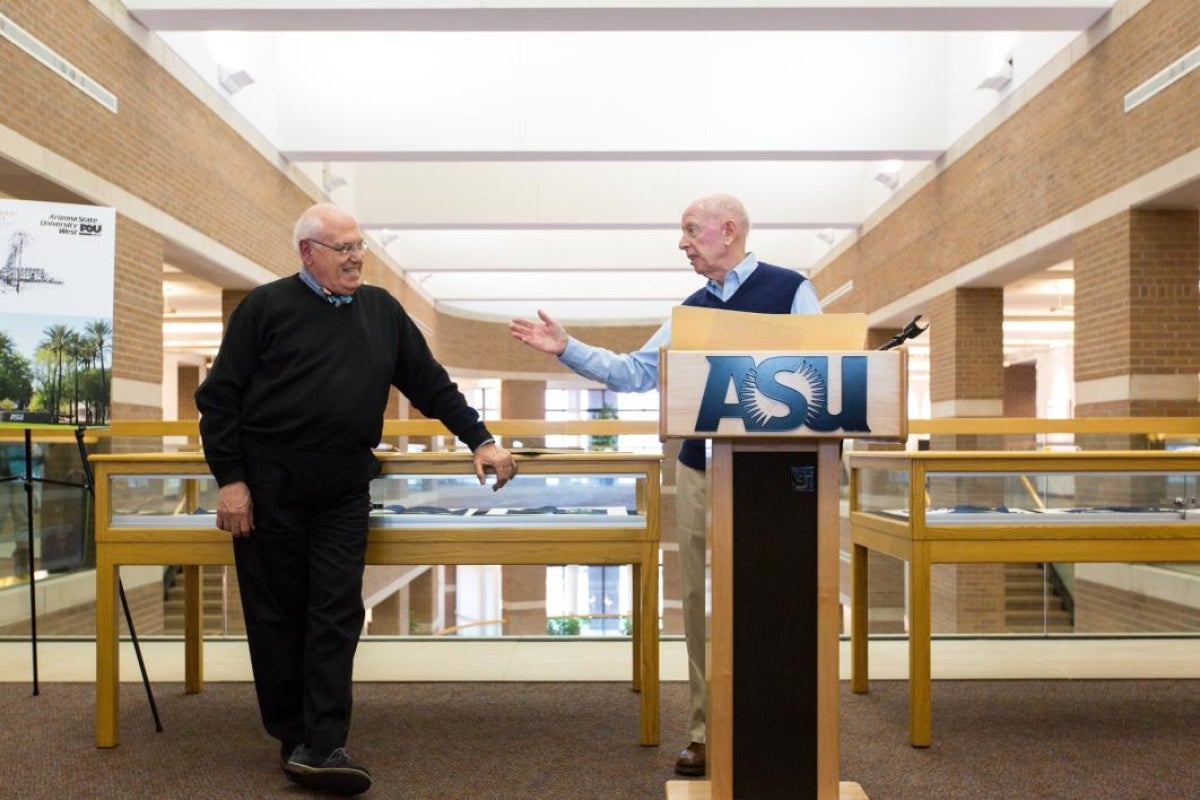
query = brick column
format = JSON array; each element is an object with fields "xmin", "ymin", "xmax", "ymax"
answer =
[
  {"xmin": 1003, "ymin": 362, "xmax": 1038, "ymax": 451},
  {"xmin": 927, "ymin": 287, "xmax": 1005, "ymax": 427},
  {"xmin": 502, "ymin": 565, "xmax": 548, "ymax": 635},
  {"xmin": 500, "ymin": 379, "xmax": 546, "ymax": 449},
  {"xmin": 177, "ymin": 364, "xmax": 201, "ymax": 449},
  {"xmin": 925, "ymin": 288, "xmax": 1007, "ymax": 633},
  {"xmin": 382, "ymin": 390, "xmax": 408, "ymax": 450},
  {"xmin": 443, "ymin": 564, "xmax": 458, "ymax": 632},
  {"xmin": 368, "ymin": 590, "xmax": 406, "ymax": 636},
  {"xmin": 1074, "ymin": 209, "xmax": 1200, "ymax": 430},
  {"xmin": 1071, "ymin": 208, "xmax": 1200, "ymax": 532},
  {"xmin": 497, "ymin": 379, "xmax": 548, "ymax": 634},
  {"xmin": 176, "ymin": 365, "xmax": 199, "ymax": 419},
  {"xmin": 408, "ymin": 566, "xmax": 441, "ymax": 635},
  {"xmin": 110, "ymin": 216, "xmax": 165, "ymax": 423}
]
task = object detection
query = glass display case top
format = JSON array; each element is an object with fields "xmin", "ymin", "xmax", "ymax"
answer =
[
  {"xmin": 107, "ymin": 471, "xmax": 648, "ymax": 529},
  {"xmin": 856, "ymin": 463, "xmax": 1200, "ymax": 526}
]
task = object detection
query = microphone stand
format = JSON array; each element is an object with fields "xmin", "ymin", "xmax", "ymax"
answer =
[{"xmin": 878, "ymin": 315, "xmax": 929, "ymax": 350}]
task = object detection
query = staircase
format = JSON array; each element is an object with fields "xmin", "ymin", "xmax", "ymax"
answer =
[
  {"xmin": 163, "ymin": 566, "xmax": 241, "ymax": 635},
  {"xmin": 1004, "ymin": 562, "xmax": 1074, "ymax": 633}
]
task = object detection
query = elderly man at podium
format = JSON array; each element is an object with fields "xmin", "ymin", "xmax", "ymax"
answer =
[{"xmin": 510, "ymin": 192, "xmax": 821, "ymax": 777}]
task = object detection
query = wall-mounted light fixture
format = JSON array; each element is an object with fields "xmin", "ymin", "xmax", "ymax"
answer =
[
  {"xmin": 217, "ymin": 65, "xmax": 254, "ymax": 95},
  {"xmin": 874, "ymin": 160, "xmax": 902, "ymax": 191},
  {"xmin": 978, "ymin": 55, "xmax": 1013, "ymax": 92},
  {"xmin": 321, "ymin": 163, "xmax": 347, "ymax": 193}
]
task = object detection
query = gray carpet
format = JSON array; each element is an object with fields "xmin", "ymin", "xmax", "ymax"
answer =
[{"xmin": 3, "ymin": 679, "xmax": 1198, "ymax": 798}]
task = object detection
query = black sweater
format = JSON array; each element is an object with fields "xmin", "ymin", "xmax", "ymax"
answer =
[{"xmin": 195, "ymin": 275, "xmax": 492, "ymax": 487}]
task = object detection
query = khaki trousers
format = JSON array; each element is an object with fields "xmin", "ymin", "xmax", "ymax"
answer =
[{"xmin": 676, "ymin": 462, "xmax": 708, "ymax": 744}]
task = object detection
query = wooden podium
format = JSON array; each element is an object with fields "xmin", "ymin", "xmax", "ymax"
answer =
[{"xmin": 660, "ymin": 346, "xmax": 906, "ymax": 800}]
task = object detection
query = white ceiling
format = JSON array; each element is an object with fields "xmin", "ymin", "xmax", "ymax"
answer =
[{"xmin": 129, "ymin": 0, "xmax": 1118, "ymax": 358}]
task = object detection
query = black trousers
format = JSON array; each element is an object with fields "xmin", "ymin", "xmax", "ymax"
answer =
[{"xmin": 233, "ymin": 455, "xmax": 372, "ymax": 752}]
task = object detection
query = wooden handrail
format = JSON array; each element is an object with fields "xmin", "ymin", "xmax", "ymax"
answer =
[
  {"xmin": 104, "ymin": 419, "xmax": 660, "ymax": 438},
  {"xmin": 908, "ymin": 417, "xmax": 1200, "ymax": 436},
  {"xmin": 0, "ymin": 429, "xmax": 103, "ymax": 444},
  {"xmin": 15, "ymin": 416, "xmax": 1198, "ymax": 442},
  {"xmin": 435, "ymin": 618, "xmax": 508, "ymax": 635},
  {"xmin": 106, "ymin": 420, "xmax": 201, "ymax": 437}
]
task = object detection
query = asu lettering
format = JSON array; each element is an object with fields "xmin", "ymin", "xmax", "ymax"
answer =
[{"xmin": 693, "ymin": 355, "xmax": 871, "ymax": 434}]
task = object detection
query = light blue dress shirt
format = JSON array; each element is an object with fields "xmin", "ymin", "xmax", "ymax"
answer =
[
  {"xmin": 298, "ymin": 266, "xmax": 354, "ymax": 305},
  {"xmin": 558, "ymin": 253, "xmax": 822, "ymax": 392}
]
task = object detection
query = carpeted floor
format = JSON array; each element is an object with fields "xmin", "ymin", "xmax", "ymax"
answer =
[
  {"xmin": 840, "ymin": 679, "xmax": 1200, "ymax": 799},
  {"xmin": 4, "ymin": 679, "xmax": 1199, "ymax": 798}
]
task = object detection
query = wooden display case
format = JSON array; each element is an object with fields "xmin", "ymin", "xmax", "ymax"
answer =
[
  {"xmin": 91, "ymin": 451, "xmax": 662, "ymax": 748},
  {"xmin": 848, "ymin": 449, "xmax": 1200, "ymax": 747}
]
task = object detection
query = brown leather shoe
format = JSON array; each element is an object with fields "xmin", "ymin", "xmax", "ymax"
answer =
[{"xmin": 674, "ymin": 741, "xmax": 705, "ymax": 776}]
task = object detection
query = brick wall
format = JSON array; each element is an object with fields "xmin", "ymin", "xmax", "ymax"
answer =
[
  {"xmin": 814, "ymin": 0, "xmax": 1200, "ymax": 317},
  {"xmin": 1075, "ymin": 578, "xmax": 1200, "ymax": 632},
  {"xmin": 435, "ymin": 311, "xmax": 659, "ymax": 376},
  {"xmin": 931, "ymin": 563, "xmax": 1007, "ymax": 633},
  {"xmin": 2, "ymin": 1, "xmax": 310, "ymax": 280},
  {"xmin": 0, "ymin": 580, "xmax": 161, "ymax": 636}
]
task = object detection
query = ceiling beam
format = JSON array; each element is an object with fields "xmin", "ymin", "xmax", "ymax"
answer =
[
  {"xmin": 284, "ymin": 149, "xmax": 946, "ymax": 162},
  {"xmin": 126, "ymin": 2, "xmax": 1115, "ymax": 33},
  {"xmin": 361, "ymin": 222, "xmax": 857, "ymax": 230}
]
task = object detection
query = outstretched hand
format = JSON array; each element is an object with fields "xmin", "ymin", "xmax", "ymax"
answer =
[
  {"xmin": 510, "ymin": 309, "xmax": 568, "ymax": 356},
  {"xmin": 473, "ymin": 441, "xmax": 518, "ymax": 492}
]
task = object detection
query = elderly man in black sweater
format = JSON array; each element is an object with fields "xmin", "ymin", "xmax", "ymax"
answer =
[{"xmin": 196, "ymin": 202, "xmax": 516, "ymax": 796}]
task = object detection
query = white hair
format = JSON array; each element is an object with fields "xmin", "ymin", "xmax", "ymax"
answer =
[{"xmin": 292, "ymin": 203, "xmax": 339, "ymax": 254}]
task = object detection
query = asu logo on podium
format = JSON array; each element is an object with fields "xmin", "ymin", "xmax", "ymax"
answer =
[{"xmin": 693, "ymin": 355, "xmax": 870, "ymax": 434}]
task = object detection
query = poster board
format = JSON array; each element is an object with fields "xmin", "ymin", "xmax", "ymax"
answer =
[{"xmin": 0, "ymin": 199, "xmax": 116, "ymax": 426}]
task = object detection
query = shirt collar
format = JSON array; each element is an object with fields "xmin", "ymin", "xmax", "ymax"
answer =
[
  {"xmin": 299, "ymin": 266, "xmax": 354, "ymax": 306},
  {"xmin": 705, "ymin": 252, "xmax": 758, "ymax": 302}
]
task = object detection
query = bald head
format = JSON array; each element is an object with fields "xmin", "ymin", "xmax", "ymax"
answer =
[
  {"xmin": 686, "ymin": 194, "xmax": 750, "ymax": 239},
  {"xmin": 678, "ymin": 193, "xmax": 751, "ymax": 283}
]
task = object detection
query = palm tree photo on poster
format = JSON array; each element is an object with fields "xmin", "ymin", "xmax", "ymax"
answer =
[{"xmin": 0, "ymin": 199, "xmax": 116, "ymax": 428}]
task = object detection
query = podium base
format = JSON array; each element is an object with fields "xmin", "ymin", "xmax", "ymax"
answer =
[{"xmin": 665, "ymin": 781, "xmax": 868, "ymax": 799}]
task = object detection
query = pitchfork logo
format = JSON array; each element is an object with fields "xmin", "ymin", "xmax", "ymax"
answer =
[{"xmin": 693, "ymin": 355, "xmax": 871, "ymax": 434}]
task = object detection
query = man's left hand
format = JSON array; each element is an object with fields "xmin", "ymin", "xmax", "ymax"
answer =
[{"xmin": 473, "ymin": 442, "xmax": 518, "ymax": 491}]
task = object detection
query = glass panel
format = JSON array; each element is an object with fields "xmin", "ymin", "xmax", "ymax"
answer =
[
  {"xmin": 368, "ymin": 472, "xmax": 643, "ymax": 528},
  {"xmin": 854, "ymin": 465, "xmax": 909, "ymax": 517},
  {"xmin": 0, "ymin": 442, "xmax": 93, "ymax": 576},
  {"xmin": 108, "ymin": 473, "xmax": 219, "ymax": 527},
  {"xmin": 923, "ymin": 471, "xmax": 1200, "ymax": 524},
  {"xmin": 850, "ymin": 457, "xmax": 1200, "ymax": 637},
  {"xmin": 90, "ymin": 462, "xmax": 657, "ymax": 640}
]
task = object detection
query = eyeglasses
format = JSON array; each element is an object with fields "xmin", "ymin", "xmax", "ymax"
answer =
[{"xmin": 307, "ymin": 238, "xmax": 368, "ymax": 257}]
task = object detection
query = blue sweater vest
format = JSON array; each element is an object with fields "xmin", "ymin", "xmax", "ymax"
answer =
[{"xmin": 676, "ymin": 263, "xmax": 805, "ymax": 471}]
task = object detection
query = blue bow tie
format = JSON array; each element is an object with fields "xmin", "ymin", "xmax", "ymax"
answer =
[{"xmin": 326, "ymin": 294, "xmax": 354, "ymax": 306}]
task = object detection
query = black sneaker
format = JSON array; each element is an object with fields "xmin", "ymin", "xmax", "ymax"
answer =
[
  {"xmin": 280, "ymin": 741, "xmax": 301, "ymax": 783},
  {"xmin": 284, "ymin": 745, "xmax": 372, "ymax": 795}
]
